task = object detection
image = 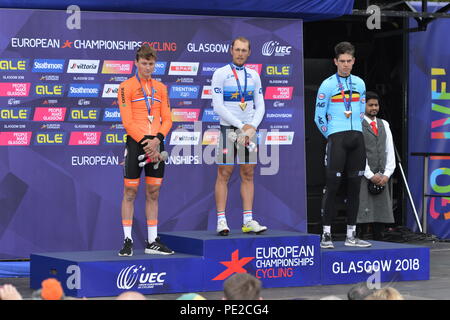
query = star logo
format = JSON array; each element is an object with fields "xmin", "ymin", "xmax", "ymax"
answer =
[
  {"xmin": 61, "ymin": 40, "xmax": 73, "ymax": 48},
  {"xmin": 212, "ymin": 249, "xmax": 254, "ymax": 281},
  {"xmin": 230, "ymin": 91, "xmax": 240, "ymax": 100}
]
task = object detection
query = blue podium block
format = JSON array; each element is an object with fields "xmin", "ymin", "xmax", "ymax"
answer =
[
  {"xmin": 320, "ymin": 241, "xmax": 430, "ymax": 285},
  {"xmin": 30, "ymin": 231, "xmax": 430, "ymax": 298},
  {"xmin": 159, "ymin": 230, "xmax": 322, "ymax": 291},
  {"xmin": 30, "ymin": 251, "xmax": 204, "ymax": 298}
]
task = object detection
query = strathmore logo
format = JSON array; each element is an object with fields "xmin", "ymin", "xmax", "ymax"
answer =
[{"xmin": 117, "ymin": 265, "xmax": 166, "ymax": 290}]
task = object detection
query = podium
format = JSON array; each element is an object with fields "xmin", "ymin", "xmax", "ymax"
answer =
[{"xmin": 30, "ymin": 230, "xmax": 429, "ymax": 298}]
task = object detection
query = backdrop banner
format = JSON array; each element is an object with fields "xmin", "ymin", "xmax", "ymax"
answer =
[
  {"xmin": 0, "ymin": 9, "xmax": 306, "ymax": 258},
  {"xmin": 408, "ymin": 16, "xmax": 450, "ymax": 239}
]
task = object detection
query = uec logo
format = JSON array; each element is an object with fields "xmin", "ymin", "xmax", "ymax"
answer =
[{"xmin": 116, "ymin": 265, "xmax": 166, "ymax": 290}]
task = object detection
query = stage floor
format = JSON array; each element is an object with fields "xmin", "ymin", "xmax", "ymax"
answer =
[{"xmin": 1, "ymin": 239, "xmax": 449, "ymax": 300}]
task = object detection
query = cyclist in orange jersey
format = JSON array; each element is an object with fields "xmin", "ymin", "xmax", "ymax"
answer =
[{"xmin": 117, "ymin": 44, "xmax": 174, "ymax": 256}]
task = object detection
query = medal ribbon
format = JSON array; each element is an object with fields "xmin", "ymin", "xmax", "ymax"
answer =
[
  {"xmin": 230, "ymin": 63, "xmax": 247, "ymax": 104},
  {"xmin": 335, "ymin": 73, "xmax": 353, "ymax": 112},
  {"xmin": 135, "ymin": 71, "xmax": 154, "ymax": 117}
]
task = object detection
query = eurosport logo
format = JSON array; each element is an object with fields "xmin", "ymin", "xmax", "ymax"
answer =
[
  {"xmin": 33, "ymin": 132, "xmax": 67, "ymax": 145},
  {"xmin": 169, "ymin": 85, "xmax": 200, "ymax": 99},
  {"xmin": 0, "ymin": 58, "xmax": 29, "ymax": 71},
  {"xmin": 261, "ymin": 41, "xmax": 292, "ymax": 57},
  {"xmin": 170, "ymin": 131, "xmax": 201, "ymax": 145},
  {"xmin": 102, "ymin": 84, "xmax": 119, "ymax": 98},
  {"xmin": 34, "ymin": 84, "xmax": 64, "ymax": 96},
  {"xmin": 0, "ymin": 107, "xmax": 31, "ymax": 121},
  {"xmin": 116, "ymin": 265, "xmax": 166, "ymax": 290},
  {"xmin": 264, "ymin": 64, "xmax": 292, "ymax": 77},
  {"xmin": 67, "ymin": 59, "xmax": 100, "ymax": 74},
  {"xmin": 103, "ymin": 108, "xmax": 121, "ymax": 121},
  {"xmin": 187, "ymin": 43, "xmax": 230, "ymax": 53},
  {"xmin": 0, "ymin": 83, "xmax": 30, "ymax": 97},
  {"xmin": 103, "ymin": 132, "xmax": 127, "ymax": 145},
  {"xmin": 153, "ymin": 62, "xmax": 167, "ymax": 75},
  {"xmin": 202, "ymin": 108, "xmax": 219, "ymax": 122},
  {"xmin": 68, "ymin": 108, "xmax": 100, "ymax": 121},
  {"xmin": 68, "ymin": 84, "xmax": 100, "ymax": 97},
  {"xmin": 265, "ymin": 109, "xmax": 294, "ymax": 122},
  {"xmin": 201, "ymin": 63, "xmax": 225, "ymax": 76},
  {"xmin": 32, "ymin": 59, "xmax": 65, "ymax": 73},
  {"xmin": 101, "ymin": 60, "xmax": 133, "ymax": 74},
  {"xmin": 168, "ymin": 62, "xmax": 199, "ymax": 76},
  {"xmin": 265, "ymin": 131, "xmax": 295, "ymax": 145},
  {"xmin": 33, "ymin": 107, "xmax": 66, "ymax": 121}
]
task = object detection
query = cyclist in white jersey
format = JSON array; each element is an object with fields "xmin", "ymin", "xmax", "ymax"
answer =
[{"xmin": 211, "ymin": 36, "xmax": 266, "ymax": 236}]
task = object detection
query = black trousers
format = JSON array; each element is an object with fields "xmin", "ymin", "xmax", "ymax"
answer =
[{"xmin": 321, "ymin": 131, "xmax": 366, "ymax": 226}]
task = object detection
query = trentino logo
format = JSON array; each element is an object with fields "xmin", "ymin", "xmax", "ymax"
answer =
[
  {"xmin": 169, "ymin": 85, "xmax": 200, "ymax": 99},
  {"xmin": 32, "ymin": 59, "xmax": 65, "ymax": 73},
  {"xmin": 202, "ymin": 108, "xmax": 219, "ymax": 122}
]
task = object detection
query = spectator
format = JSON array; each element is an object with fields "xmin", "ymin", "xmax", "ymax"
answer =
[
  {"xmin": 32, "ymin": 278, "xmax": 65, "ymax": 300},
  {"xmin": 0, "ymin": 284, "xmax": 23, "ymax": 300},
  {"xmin": 116, "ymin": 291, "xmax": 147, "ymax": 300},
  {"xmin": 347, "ymin": 282, "xmax": 377, "ymax": 300},
  {"xmin": 364, "ymin": 287, "xmax": 404, "ymax": 300},
  {"xmin": 223, "ymin": 273, "xmax": 262, "ymax": 300},
  {"xmin": 177, "ymin": 293, "xmax": 206, "ymax": 300}
]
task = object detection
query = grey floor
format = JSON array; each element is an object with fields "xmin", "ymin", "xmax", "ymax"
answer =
[{"xmin": 1, "ymin": 239, "xmax": 449, "ymax": 300}]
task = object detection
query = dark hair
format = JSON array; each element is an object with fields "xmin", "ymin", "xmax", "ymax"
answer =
[
  {"xmin": 231, "ymin": 36, "xmax": 251, "ymax": 51},
  {"xmin": 366, "ymin": 91, "xmax": 380, "ymax": 102},
  {"xmin": 136, "ymin": 44, "xmax": 157, "ymax": 61},
  {"xmin": 334, "ymin": 41, "xmax": 355, "ymax": 59},
  {"xmin": 223, "ymin": 273, "xmax": 261, "ymax": 300}
]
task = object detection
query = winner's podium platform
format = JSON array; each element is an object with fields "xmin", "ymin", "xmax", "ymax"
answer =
[{"xmin": 30, "ymin": 230, "xmax": 430, "ymax": 298}]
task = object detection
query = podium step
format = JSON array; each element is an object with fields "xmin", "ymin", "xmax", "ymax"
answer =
[
  {"xmin": 320, "ymin": 240, "xmax": 430, "ymax": 285},
  {"xmin": 30, "ymin": 230, "xmax": 430, "ymax": 298},
  {"xmin": 159, "ymin": 230, "xmax": 321, "ymax": 291},
  {"xmin": 30, "ymin": 251, "xmax": 203, "ymax": 298}
]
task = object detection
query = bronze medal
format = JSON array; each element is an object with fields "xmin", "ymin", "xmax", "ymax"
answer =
[{"xmin": 344, "ymin": 111, "xmax": 352, "ymax": 118}]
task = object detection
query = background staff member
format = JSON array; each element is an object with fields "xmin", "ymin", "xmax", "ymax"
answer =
[{"xmin": 357, "ymin": 91, "xmax": 396, "ymax": 240}]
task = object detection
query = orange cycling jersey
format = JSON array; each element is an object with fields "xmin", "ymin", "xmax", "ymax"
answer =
[{"xmin": 118, "ymin": 76, "xmax": 172, "ymax": 143}]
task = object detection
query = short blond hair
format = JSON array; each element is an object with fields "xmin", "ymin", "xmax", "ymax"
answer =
[{"xmin": 364, "ymin": 287, "xmax": 404, "ymax": 300}]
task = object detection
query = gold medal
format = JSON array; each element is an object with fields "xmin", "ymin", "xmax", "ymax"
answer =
[
  {"xmin": 344, "ymin": 111, "xmax": 352, "ymax": 118},
  {"xmin": 239, "ymin": 102, "xmax": 247, "ymax": 111}
]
